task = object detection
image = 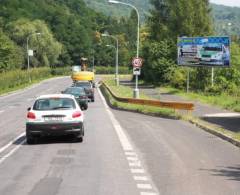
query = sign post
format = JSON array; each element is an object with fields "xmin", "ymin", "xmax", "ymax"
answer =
[{"xmin": 132, "ymin": 57, "xmax": 143, "ymax": 99}]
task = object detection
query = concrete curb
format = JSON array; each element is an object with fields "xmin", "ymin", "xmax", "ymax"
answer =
[{"xmin": 188, "ymin": 118, "xmax": 240, "ymax": 148}]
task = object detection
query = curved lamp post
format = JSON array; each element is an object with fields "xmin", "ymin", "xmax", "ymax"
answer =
[
  {"xmin": 102, "ymin": 33, "xmax": 119, "ymax": 86},
  {"xmin": 108, "ymin": 0, "xmax": 140, "ymax": 98},
  {"xmin": 26, "ymin": 32, "xmax": 42, "ymax": 82}
]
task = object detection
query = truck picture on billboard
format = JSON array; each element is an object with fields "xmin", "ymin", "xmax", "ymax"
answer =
[{"xmin": 177, "ymin": 36, "xmax": 230, "ymax": 67}]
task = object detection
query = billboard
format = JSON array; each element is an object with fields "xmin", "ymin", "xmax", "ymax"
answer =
[{"xmin": 177, "ymin": 36, "xmax": 230, "ymax": 67}]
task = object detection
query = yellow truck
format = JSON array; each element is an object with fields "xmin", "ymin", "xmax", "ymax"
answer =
[
  {"xmin": 71, "ymin": 58, "xmax": 95, "ymax": 83},
  {"xmin": 71, "ymin": 68, "xmax": 94, "ymax": 82}
]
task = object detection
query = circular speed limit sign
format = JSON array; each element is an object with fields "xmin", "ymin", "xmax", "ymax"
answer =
[{"xmin": 132, "ymin": 57, "xmax": 143, "ymax": 68}]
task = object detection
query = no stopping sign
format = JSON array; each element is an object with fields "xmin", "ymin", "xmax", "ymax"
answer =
[{"xmin": 132, "ymin": 57, "xmax": 143, "ymax": 68}]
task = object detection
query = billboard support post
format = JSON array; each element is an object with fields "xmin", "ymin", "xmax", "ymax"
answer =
[
  {"xmin": 187, "ymin": 68, "xmax": 190, "ymax": 93},
  {"xmin": 211, "ymin": 67, "xmax": 214, "ymax": 87}
]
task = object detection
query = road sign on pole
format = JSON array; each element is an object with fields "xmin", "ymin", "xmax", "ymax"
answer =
[
  {"xmin": 28, "ymin": 50, "xmax": 33, "ymax": 56},
  {"xmin": 133, "ymin": 67, "xmax": 141, "ymax": 75},
  {"xmin": 132, "ymin": 57, "xmax": 143, "ymax": 68}
]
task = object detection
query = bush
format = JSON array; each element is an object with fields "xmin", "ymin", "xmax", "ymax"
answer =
[
  {"xmin": 0, "ymin": 67, "xmax": 71, "ymax": 94},
  {"xmin": 95, "ymin": 66, "xmax": 130, "ymax": 74}
]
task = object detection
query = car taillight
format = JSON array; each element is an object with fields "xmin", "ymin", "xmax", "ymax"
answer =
[
  {"xmin": 72, "ymin": 111, "xmax": 81, "ymax": 118},
  {"xmin": 27, "ymin": 112, "xmax": 36, "ymax": 119}
]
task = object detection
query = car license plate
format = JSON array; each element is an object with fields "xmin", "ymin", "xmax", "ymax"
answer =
[{"xmin": 44, "ymin": 117, "xmax": 63, "ymax": 122}]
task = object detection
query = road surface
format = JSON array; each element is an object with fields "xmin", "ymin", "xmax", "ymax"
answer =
[{"xmin": 0, "ymin": 77, "xmax": 239, "ymax": 195}]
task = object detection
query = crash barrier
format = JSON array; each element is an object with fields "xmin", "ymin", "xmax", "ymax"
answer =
[{"xmin": 101, "ymin": 81, "xmax": 194, "ymax": 111}]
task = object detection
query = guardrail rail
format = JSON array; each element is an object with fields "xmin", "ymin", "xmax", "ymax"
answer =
[{"xmin": 101, "ymin": 81, "xmax": 194, "ymax": 111}]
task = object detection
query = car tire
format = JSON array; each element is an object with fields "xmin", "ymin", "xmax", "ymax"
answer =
[
  {"xmin": 26, "ymin": 135, "xmax": 35, "ymax": 144},
  {"xmin": 75, "ymin": 135, "xmax": 83, "ymax": 143},
  {"xmin": 91, "ymin": 97, "xmax": 95, "ymax": 102}
]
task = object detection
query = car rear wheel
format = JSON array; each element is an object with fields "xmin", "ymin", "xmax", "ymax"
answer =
[
  {"xmin": 26, "ymin": 135, "xmax": 35, "ymax": 144},
  {"xmin": 91, "ymin": 97, "xmax": 95, "ymax": 102},
  {"xmin": 75, "ymin": 125, "xmax": 84, "ymax": 142},
  {"xmin": 75, "ymin": 136, "xmax": 83, "ymax": 142}
]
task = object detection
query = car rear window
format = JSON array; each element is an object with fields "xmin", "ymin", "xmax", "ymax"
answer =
[
  {"xmin": 74, "ymin": 82, "xmax": 91, "ymax": 88},
  {"xmin": 64, "ymin": 88, "xmax": 86, "ymax": 96},
  {"xmin": 33, "ymin": 98, "xmax": 76, "ymax": 111}
]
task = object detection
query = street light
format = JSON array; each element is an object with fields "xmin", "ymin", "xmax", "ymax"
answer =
[
  {"xmin": 108, "ymin": 0, "xmax": 140, "ymax": 98},
  {"xmin": 26, "ymin": 32, "xmax": 42, "ymax": 82},
  {"xmin": 106, "ymin": 44, "xmax": 118, "ymax": 80},
  {"xmin": 101, "ymin": 33, "xmax": 119, "ymax": 86}
]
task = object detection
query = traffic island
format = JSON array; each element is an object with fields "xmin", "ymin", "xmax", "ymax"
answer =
[{"xmin": 100, "ymin": 79, "xmax": 240, "ymax": 148}]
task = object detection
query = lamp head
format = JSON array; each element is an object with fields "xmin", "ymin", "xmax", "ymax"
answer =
[{"xmin": 108, "ymin": 0, "xmax": 120, "ymax": 4}]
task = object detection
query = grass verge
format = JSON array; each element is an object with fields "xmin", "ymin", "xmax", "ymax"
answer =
[
  {"xmin": 159, "ymin": 87, "xmax": 240, "ymax": 112},
  {"xmin": 0, "ymin": 67, "xmax": 71, "ymax": 95}
]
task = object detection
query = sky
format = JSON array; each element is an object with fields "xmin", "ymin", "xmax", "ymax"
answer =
[{"xmin": 210, "ymin": 0, "xmax": 240, "ymax": 7}]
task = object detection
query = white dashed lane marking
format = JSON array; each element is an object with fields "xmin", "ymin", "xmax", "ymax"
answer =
[
  {"xmin": 137, "ymin": 184, "xmax": 153, "ymax": 190},
  {"xmin": 134, "ymin": 176, "xmax": 149, "ymax": 181},
  {"xmin": 98, "ymin": 87, "xmax": 160, "ymax": 195},
  {"xmin": 0, "ymin": 110, "xmax": 4, "ymax": 115},
  {"xmin": 129, "ymin": 161, "xmax": 142, "ymax": 167},
  {"xmin": 127, "ymin": 156, "xmax": 139, "ymax": 161},
  {"xmin": 125, "ymin": 151, "xmax": 137, "ymax": 156},
  {"xmin": 131, "ymin": 169, "xmax": 145, "ymax": 174},
  {"xmin": 140, "ymin": 192, "xmax": 157, "ymax": 195}
]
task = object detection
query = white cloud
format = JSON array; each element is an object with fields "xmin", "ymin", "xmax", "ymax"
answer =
[{"xmin": 210, "ymin": 0, "xmax": 240, "ymax": 7}]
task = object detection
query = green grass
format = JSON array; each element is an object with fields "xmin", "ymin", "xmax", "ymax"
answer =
[
  {"xmin": 101, "ymin": 77, "xmax": 178, "ymax": 118},
  {"xmin": 104, "ymin": 79, "xmax": 149, "ymax": 99},
  {"xmin": 159, "ymin": 87, "xmax": 240, "ymax": 112}
]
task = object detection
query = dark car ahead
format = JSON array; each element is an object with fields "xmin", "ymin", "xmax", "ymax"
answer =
[
  {"xmin": 72, "ymin": 81, "xmax": 95, "ymax": 102},
  {"xmin": 62, "ymin": 87, "xmax": 88, "ymax": 110}
]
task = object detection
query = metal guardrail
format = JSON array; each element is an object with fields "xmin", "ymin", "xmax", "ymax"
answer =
[{"xmin": 101, "ymin": 82, "xmax": 194, "ymax": 111}]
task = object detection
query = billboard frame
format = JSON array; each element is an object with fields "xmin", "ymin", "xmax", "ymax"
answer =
[{"xmin": 177, "ymin": 36, "xmax": 231, "ymax": 68}]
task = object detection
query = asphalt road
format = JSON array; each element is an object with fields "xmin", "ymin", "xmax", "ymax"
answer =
[{"xmin": 0, "ymin": 77, "xmax": 239, "ymax": 195}]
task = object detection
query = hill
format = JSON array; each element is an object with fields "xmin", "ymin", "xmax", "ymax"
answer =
[
  {"xmin": 84, "ymin": 0, "xmax": 240, "ymax": 36},
  {"xmin": 84, "ymin": 0, "xmax": 151, "ymax": 22},
  {"xmin": 211, "ymin": 3, "xmax": 240, "ymax": 36}
]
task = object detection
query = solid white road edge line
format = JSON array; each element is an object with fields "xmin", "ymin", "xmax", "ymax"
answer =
[
  {"xmin": 0, "ymin": 132, "xmax": 25, "ymax": 154},
  {"xmin": 98, "ymin": 87, "xmax": 160, "ymax": 195},
  {"xmin": 0, "ymin": 139, "xmax": 25, "ymax": 165},
  {"xmin": 98, "ymin": 88, "xmax": 133, "ymax": 151}
]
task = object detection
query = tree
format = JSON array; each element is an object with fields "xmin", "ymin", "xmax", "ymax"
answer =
[
  {"xmin": 6, "ymin": 19, "xmax": 62, "ymax": 67},
  {"xmin": 0, "ymin": 29, "xmax": 24, "ymax": 72},
  {"xmin": 142, "ymin": 0, "xmax": 213, "ymax": 86}
]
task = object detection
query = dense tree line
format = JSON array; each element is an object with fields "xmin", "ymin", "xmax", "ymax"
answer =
[
  {"xmin": 0, "ymin": 0, "xmax": 136, "ymax": 72},
  {"xmin": 141, "ymin": 0, "xmax": 240, "ymax": 96}
]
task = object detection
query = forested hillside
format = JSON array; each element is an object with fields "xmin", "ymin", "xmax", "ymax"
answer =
[
  {"xmin": 0, "ymin": 0, "xmax": 136, "ymax": 72},
  {"xmin": 211, "ymin": 3, "xmax": 240, "ymax": 36},
  {"xmin": 84, "ymin": 0, "xmax": 151, "ymax": 22},
  {"xmin": 84, "ymin": 0, "xmax": 240, "ymax": 36}
]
